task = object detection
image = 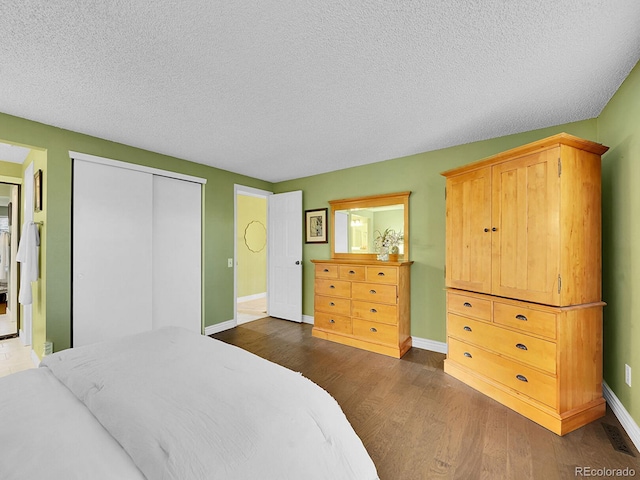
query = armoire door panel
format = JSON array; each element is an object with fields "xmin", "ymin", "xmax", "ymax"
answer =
[
  {"xmin": 445, "ymin": 167, "xmax": 492, "ymax": 293},
  {"xmin": 491, "ymin": 149, "xmax": 560, "ymax": 304},
  {"xmin": 73, "ymin": 160, "xmax": 154, "ymax": 347}
]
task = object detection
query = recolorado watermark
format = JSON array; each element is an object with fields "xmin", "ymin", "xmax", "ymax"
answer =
[{"xmin": 575, "ymin": 466, "xmax": 636, "ymax": 477}]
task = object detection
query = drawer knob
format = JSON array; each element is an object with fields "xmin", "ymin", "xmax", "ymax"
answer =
[
  {"xmin": 463, "ymin": 326, "xmax": 472, "ymax": 332},
  {"xmin": 463, "ymin": 352, "xmax": 472, "ymax": 358},
  {"xmin": 370, "ymin": 308, "xmax": 378, "ymax": 313},
  {"xmin": 484, "ymin": 228, "xmax": 490, "ymax": 232},
  {"xmin": 515, "ymin": 314, "xmax": 528, "ymax": 321},
  {"xmin": 329, "ymin": 302, "xmax": 335, "ymax": 306},
  {"xmin": 329, "ymin": 285, "xmax": 335, "ymax": 289},
  {"xmin": 370, "ymin": 327, "xmax": 377, "ymax": 333},
  {"xmin": 463, "ymin": 302, "xmax": 472, "ymax": 308},
  {"xmin": 369, "ymin": 289, "xmax": 377, "ymax": 294},
  {"xmin": 329, "ymin": 319, "xmax": 335, "ymax": 324},
  {"xmin": 349, "ymin": 270, "xmax": 355, "ymax": 274},
  {"xmin": 515, "ymin": 343, "xmax": 528, "ymax": 351},
  {"xmin": 516, "ymin": 374, "xmax": 528, "ymax": 382},
  {"xmin": 377, "ymin": 272, "xmax": 385, "ymax": 276},
  {"xmin": 323, "ymin": 268, "xmax": 329, "ymax": 272}
]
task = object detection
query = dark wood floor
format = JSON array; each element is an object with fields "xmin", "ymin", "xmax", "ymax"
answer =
[{"xmin": 211, "ymin": 317, "xmax": 639, "ymax": 480}]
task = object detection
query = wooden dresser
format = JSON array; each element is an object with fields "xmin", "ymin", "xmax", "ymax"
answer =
[
  {"xmin": 441, "ymin": 133, "xmax": 608, "ymax": 435},
  {"xmin": 311, "ymin": 259, "xmax": 412, "ymax": 358}
]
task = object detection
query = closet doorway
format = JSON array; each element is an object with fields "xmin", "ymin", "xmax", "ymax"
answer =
[
  {"xmin": 234, "ymin": 186, "xmax": 271, "ymax": 324},
  {"xmin": 0, "ymin": 182, "xmax": 20, "ymax": 339}
]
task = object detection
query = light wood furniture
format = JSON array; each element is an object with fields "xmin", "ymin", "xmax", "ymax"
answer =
[
  {"xmin": 441, "ymin": 133, "xmax": 609, "ymax": 435},
  {"xmin": 312, "ymin": 259, "xmax": 412, "ymax": 358}
]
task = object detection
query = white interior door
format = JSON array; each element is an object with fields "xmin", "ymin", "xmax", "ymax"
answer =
[
  {"xmin": 73, "ymin": 160, "xmax": 154, "ymax": 347},
  {"xmin": 20, "ymin": 162, "xmax": 34, "ymax": 346},
  {"xmin": 268, "ymin": 190, "xmax": 302, "ymax": 322},
  {"xmin": 152, "ymin": 175, "xmax": 202, "ymax": 333}
]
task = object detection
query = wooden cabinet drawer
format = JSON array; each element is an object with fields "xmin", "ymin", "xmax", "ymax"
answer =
[
  {"xmin": 352, "ymin": 300, "xmax": 397, "ymax": 325},
  {"xmin": 314, "ymin": 312, "xmax": 352, "ymax": 335},
  {"xmin": 494, "ymin": 302, "xmax": 557, "ymax": 339},
  {"xmin": 339, "ymin": 265, "xmax": 365, "ymax": 281},
  {"xmin": 448, "ymin": 338, "xmax": 557, "ymax": 408},
  {"xmin": 448, "ymin": 314, "xmax": 556, "ymax": 374},
  {"xmin": 353, "ymin": 319, "xmax": 398, "ymax": 346},
  {"xmin": 352, "ymin": 282, "xmax": 397, "ymax": 304},
  {"xmin": 365, "ymin": 266, "xmax": 398, "ymax": 284},
  {"xmin": 447, "ymin": 292, "xmax": 491, "ymax": 322},
  {"xmin": 315, "ymin": 279, "xmax": 351, "ymax": 298},
  {"xmin": 315, "ymin": 295, "xmax": 351, "ymax": 316},
  {"xmin": 315, "ymin": 264, "xmax": 338, "ymax": 278}
]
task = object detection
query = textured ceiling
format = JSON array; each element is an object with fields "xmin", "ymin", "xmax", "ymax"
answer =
[{"xmin": 1, "ymin": 1, "xmax": 639, "ymax": 182}]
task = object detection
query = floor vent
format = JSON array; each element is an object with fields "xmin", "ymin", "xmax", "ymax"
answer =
[{"xmin": 602, "ymin": 423, "xmax": 635, "ymax": 456}]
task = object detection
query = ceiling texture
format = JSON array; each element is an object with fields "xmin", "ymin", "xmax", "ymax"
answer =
[{"xmin": 1, "ymin": 1, "xmax": 639, "ymax": 182}]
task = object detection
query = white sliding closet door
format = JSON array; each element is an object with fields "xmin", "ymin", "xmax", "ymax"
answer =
[
  {"xmin": 152, "ymin": 175, "xmax": 201, "ymax": 332},
  {"xmin": 73, "ymin": 160, "xmax": 154, "ymax": 347}
]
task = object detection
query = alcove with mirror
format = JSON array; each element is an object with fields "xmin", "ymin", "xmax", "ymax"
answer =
[{"xmin": 311, "ymin": 191, "xmax": 413, "ymax": 358}]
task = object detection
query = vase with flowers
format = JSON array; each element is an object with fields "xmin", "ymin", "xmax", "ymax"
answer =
[{"xmin": 374, "ymin": 228, "xmax": 402, "ymax": 261}]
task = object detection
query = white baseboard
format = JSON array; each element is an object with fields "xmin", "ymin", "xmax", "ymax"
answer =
[
  {"xmin": 412, "ymin": 336, "xmax": 448, "ymax": 354},
  {"xmin": 30, "ymin": 349, "xmax": 40, "ymax": 367},
  {"xmin": 602, "ymin": 381, "xmax": 640, "ymax": 451},
  {"xmin": 237, "ymin": 292, "xmax": 266, "ymax": 303},
  {"xmin": 204, "ymin": 319, "xmax": 236, "ymax": 336},
  {"xmin": 302, "ymin": 314, "xmax": 314, "ymax": 325}
]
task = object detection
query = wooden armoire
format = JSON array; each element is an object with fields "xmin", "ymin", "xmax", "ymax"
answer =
[{"xmin": 441, "ymin": 133, "xmax": 608, "ymax": 435}]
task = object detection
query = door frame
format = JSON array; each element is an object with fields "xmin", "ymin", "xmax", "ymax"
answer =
[
  {"xmin": 233, "ymin": 185, "xmax": 273, "ymax": 325},
  {"xmin": 0, "ymin": 177, "xmax": 22, "ymax": 340}
]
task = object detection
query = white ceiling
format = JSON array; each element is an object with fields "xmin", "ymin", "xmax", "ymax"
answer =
[{"xmin": 1, "ymin": 1, "xmax": 638, "ymax": 182}]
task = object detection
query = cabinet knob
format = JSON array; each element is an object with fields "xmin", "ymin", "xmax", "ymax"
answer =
[
  {"xmin": 329, "ymin": 285, "xmax": 335, "ymax": 289},
  {"xmin": 370, "ymin": 327, "xmax": 377, "ymax": 333},
  {"xmin": 370, "ymin": 308, "xmax": 378, "ymax": 313},
  {"xmin": 463, "ymin": 326, "xmax": 472, "ymax": 332},
  {"xmin": 515, "ymin": 343, "xmax": 528, "ymax": 351},
  {"xmin": 329, "ymin": 302, "xmax": 335, "ymax": 306},
  {"xmin": 369, "ymin": 289, "xmax": 377, "ymax": 294},
  {"xmin": 463, "ymin": 302, "xmax": 472, "ymax": 308},
  {"xmin": 492, "ymin": 227, "xmax": 497, "ymax": 231},
  {"xmin": 329, "ymin": 319, "xmax": 335, "ymax": 324},
  {"xmin": 323, "ymin": 268, "xmax": 329, "ymax": 272},
  {"xmin": 377, "ymin": 272, "xmax": 385, "ymax": 276},
  {"xmin": 515, "ymin": 314, "xmax": 528, "ymax": 321},
  {"xmin": 484, "ymin": 228, "xmax": 490, "ymax": 232},
  {"xmin": 516, "ymin": 374, "xmax": 528, "ymax": 382},
  {"xmin": 349, "ymin": 270, "xmax": 355, "ymax": 274},
  {"xmin": 463, "ymin": 352, "xmax": 472, "ymax": 358}
]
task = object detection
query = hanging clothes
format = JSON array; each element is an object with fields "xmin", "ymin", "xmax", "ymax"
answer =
[
  {"xmin": 0, "ymin": 231, "xmax": 9, "ymax": 281},
  {"xmin": 16, "ymin": 222, "xmax": 40, "ymax": 305}
]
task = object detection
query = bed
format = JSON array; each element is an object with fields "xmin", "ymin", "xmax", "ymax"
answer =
[{"xmin": 0, "ymin": 327, "xmax": 378, "ymax": 479}]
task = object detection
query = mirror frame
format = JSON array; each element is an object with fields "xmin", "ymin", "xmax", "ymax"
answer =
[{"xmin": 329, "ymin": 191, "xmax": 411, "ymax": 261}]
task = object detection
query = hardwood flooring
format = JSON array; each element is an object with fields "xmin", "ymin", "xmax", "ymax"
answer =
[{"xmin": 212, "ymin": 317, "xmax": 639, "ymax": 480}]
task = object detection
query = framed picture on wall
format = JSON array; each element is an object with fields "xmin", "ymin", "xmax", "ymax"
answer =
[
  {"xmin": 34, "ymin": 169, "xmax": 43, "ymax": 212},
  {"xmin": 305, "ymin": 208, "xmax": 328, "ymax": 244}
]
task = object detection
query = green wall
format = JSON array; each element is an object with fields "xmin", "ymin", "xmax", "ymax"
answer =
[
  {"xmin": 0, "ymin": 112, "xmax": 273, "ymax": 353},
  {"xmin": 598, "ymin": 60, "xmax": 640, "ymax": 422},
  {"xmin": 276, "ymin": 120, "xmax": 599, "ymax": 342},
  {"xmin": 237, "ymin": 195, "xmax": 267, "ymax": 297}
]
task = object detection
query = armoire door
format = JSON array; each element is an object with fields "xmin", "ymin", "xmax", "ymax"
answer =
[
  {"xmin": 445, "ymin": 167, "xmax": 492, "ymax": 293},
  {"xmin": 491, "ymin": 149, "xmax": 561, "ymax": 305}
]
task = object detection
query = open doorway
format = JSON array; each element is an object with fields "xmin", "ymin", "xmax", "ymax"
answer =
[
  {"xmin": 0, "ymin": 182, "xmax": 20, "ymax": 339},
  {"xmin": 234, "ymin": 185, "xmax": 272, "ymax": 325}
]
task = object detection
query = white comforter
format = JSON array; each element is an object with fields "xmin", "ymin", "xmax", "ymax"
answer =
[{"xmin": 0, "ymin": 327, "xmax": 378, "ymax": 480}]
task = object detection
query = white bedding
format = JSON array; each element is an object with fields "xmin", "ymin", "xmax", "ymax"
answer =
[{"xmin": 1, "ymin": 327, "xmax": 378, "ymax": 480}]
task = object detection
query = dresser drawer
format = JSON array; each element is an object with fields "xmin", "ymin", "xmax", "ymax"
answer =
[
  {"xmin": 352, "ymin": 282, "xmax": 397, "ymax": 304},
  {"xmin": 448, "ymin": 314, "xmax": 556, "ymax": 374},
  {"xmin": 315, "ymin": 264, "xmax": 338, "ymax": 278},
  {"xmin": 353, "ymin": 319, "xmax": 398, "ymax": 346},
  {"xmin": 494, "ymin": 302, "xmax": 557, "ymax": 339},
  {"xmin": 352, "ymin": 300, "xmax": 397, "ymax": 325},
  {"xmin": 315, "ymin": 279, "xmax": 351, "ymax": 298},
  {"xmin": 365, "ymin": 266, "xmax": 398, "ymax": 284},
  {"xmin": 339, "ymin": 265, "xmax": 366, "ymax": 281},
  {"xmin": 314, "ymin": 312, "xmax": 352, "ymax": 335},
  {"xmin": 448, "ymin": 338, "xmax": 557, "ymax": 408},
  {"xmin": 315, "ymin": 295, "xmax": 351, "ymax": 316},
  {"xmin": 447, "ymin": 292, "xmax": 491, "ymax": 322}
]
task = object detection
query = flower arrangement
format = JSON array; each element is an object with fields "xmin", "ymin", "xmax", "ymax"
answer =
[{"xmin": 373, "ymin": 228, "xmax": 402, "ymax": 260}]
